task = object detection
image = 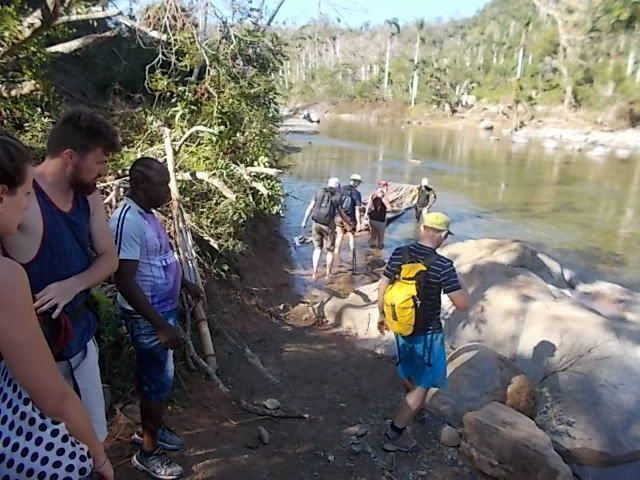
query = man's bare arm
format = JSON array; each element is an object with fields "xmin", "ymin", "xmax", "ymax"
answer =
[
  {"xmin": 301, "ymin": 199, "xmax": 316, "ymax": 228},
  {"xmin": 33, "ymin": 191, "xmax": 118, "ymax": 317}
]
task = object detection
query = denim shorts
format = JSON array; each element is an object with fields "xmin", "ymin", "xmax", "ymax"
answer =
[
  {"xmin": 395, "ymin": 332, "xmax": 448, "ymax": 389},
  {"xmin": 119, "ymin": 307, "xmax": 177, "ymax": 402}
]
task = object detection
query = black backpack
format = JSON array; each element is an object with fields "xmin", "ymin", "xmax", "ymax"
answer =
[
  {"xmin": 312, "ymin": 188, "xmax": 336, "ymax": 226},
  {"xmin": 341, "ymin": 186, "xmax": 355, "ymax": 215}
]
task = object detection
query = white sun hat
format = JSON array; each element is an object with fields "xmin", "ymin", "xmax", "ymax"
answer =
[{"xmin": 421, "ymin": 177, "xmax": 430, "ymax": 186}]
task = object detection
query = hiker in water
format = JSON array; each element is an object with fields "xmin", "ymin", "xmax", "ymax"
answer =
[
  {"xmin": 364, "ymin": 179, "xmax": 392, "ymax": 249},
  {"xmin": 415, "ymin": 177, "xmax": 437, "ymax": 221},
  {"xmin": 377, "ymin": 212, "xmax": 469, "ymax": 452},
  {"xmin": 301, "ymin": 177, "xmax": 353, "ymax": 279},
  {"xmin": 110, "ymin": 157, "xmax": 203, "ymax": 479},
  {"xmin": 334, "ymin": 173, "xmax": 363, "ymax": 267}
]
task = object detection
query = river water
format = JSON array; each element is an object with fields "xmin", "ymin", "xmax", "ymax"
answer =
[{"xmin": 282, "ymin": 119, "xmax": 640, "ymax": 291}]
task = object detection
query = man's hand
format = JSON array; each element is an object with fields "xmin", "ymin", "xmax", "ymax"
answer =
[
  {"xmin": 157, "ymin": 323, "xmax": 184, "ymax": 350},
  {"xmin": 377, "ymin": 311, "xmax": 388, "ymax": 335},
  {"xmin": 183, "ymin": 280, "xmax": 204, "ymax": 302},
  {"xmin": 34, "ymin": 278, "xmax": 81, "ymax": 318}
]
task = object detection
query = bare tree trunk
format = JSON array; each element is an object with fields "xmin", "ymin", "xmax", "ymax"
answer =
[
  {"xmin": 384, "ymin": 39, "xmax": 391, "ymax": 98},
  {"xmin": 410, "ymin": 32, "xmax": 421, "ymax": 108},
  {"xmin": 516, "ymin": 47, "xmax": 525, "ymax": 78},
  {"xmin": 628, "ymin": 48, "xmax": 636, "ymax": 77}
]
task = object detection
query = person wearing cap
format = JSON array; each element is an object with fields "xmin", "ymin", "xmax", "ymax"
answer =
[
  {"xmin": 334, "ymin": 173, "xmax": 363, "ymax": 266},
  {"xmin": 364, "ymin": 180, "xmax": 392, "ymax": 249},
  {"xmin": 377, "ymin": 212, "xmax": 469, "ymax": 453},
  {"xmin": 415, "ymin": 177, "xmax": 437, "ymax": 221},
  {"xmin": 301, "ymin": 177, "xmax": 353, "ymax": 279}
]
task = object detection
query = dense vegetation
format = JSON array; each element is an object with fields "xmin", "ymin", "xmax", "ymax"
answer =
[
  {"xmin": 1, "ymin": 0, "xmax": 287, "ymax": 400},
  {"xmin": 281, "ymin": 0, "xmax": 640, "ymax": 113}
]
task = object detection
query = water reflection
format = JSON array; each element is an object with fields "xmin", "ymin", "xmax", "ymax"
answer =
[{"xmin": 283, "ymin": 120, "xmax": 639, "ymax": 290}]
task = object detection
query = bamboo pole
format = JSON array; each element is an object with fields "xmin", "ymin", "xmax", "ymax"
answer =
[{"xmin": 160, "ymin": 124, "xmax": 219, "ymax": 375}]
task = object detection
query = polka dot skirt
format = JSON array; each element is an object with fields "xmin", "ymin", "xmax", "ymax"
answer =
[{"xmin": 0, "ymin": 361, "xmax": 93, "ymax": 479}]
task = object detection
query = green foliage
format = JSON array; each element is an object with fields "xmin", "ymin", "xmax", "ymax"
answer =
[
  {"xmin": 93, "ymin": 289, "xmax": 134, "ymax": 403},
  {"xmin": 281, "ymin": 0, "xmax": 637, "ymax": 112}
]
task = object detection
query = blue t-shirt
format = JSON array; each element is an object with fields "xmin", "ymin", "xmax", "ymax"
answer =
[
  {"xmin": 383, "ymin": 242, "xmax": 461, "ymax": 334},
  {"xmin": 109, "ymin": 198, "xmax": 182, "ymax": 313},
  {"xmin": 339, "ymin": 185, "xmax": 362, "ymax": 220}
]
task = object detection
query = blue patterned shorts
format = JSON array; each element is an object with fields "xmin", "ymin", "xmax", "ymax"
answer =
[
  {"xmin": 395, "ymin": 332, "xmax": 448, "ymax": 389},
  {"xmin": 119, "ymin": 307, "xmax": 177, "ymax": 402}
]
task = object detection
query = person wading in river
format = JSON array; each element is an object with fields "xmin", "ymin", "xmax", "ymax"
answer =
[
  {"xmin": 415, "ymin": 177, "xmax": 437, "ymax": 221},
  {"xmin": 301, "ymin": 177, "xmax": 353, "ymax": 279},
  {"xmin": 364, "ymin": 180, "xmax": 392, "ymax": 249},
  {"xmin": 334, "ymin": 173, "xmax": 363, "ymax": 267},
  {"xmin": 110, "ymin": 157, "xmax": 203, "ymax": 479},
  {"xmin": 1, "ymin": 108, "xmax": 121, "ymax": 442},
  {"xmin": 377, "ymin": 212, "xmax": 469, "ymax": 452}
]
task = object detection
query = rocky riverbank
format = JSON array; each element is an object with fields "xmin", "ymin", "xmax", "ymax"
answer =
[
  {"xmin": 290, "ymin": 101, "xmax": 640, "ymax": 158},
  {"xmin": 308, "ymin": 238, "xmax": 640, "ymax": 480}
]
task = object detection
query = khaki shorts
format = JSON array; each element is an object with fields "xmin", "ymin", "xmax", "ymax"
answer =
[
  {"xmin": 312, "ymin": 221, "xmax": 336, "ymax": 251},
  {"xmin": 335, "ymin": 216, "xmax": 355, "ymax": 235}
]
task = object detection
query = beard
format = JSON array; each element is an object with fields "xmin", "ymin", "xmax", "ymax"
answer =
[{"xmin": 69, "ymin": 168, "xmax": 98, "ymax": 196}]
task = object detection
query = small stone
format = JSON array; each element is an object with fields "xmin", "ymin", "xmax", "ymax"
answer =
[
  {"xmin": 350, "ymin": 442, "xmax": 364, "ymax": 454},
  {"xmin": 257, "ymin": 426, "xmax": 270, "ymax": 445},
  {"xmin": 263, "ymin": 398, "xmax": 281, "ymax": 410},
  {"xmin": 328, "ymin": 454, "xmax": 335, "ymax": 464},
  {"xmin": 416, "ymin": 471, "xmax": 428, "ymax": 477},
  {"xmin": 355, "ymin": 425, "xmax": 368, "ymax": 437},
  {"xmin": 439, "ymin": 425, "xmax": 461, "ymax": 447}
]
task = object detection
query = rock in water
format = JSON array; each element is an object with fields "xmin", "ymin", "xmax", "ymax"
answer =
[
  {"xmin": 264, "ymin": 398, "xmax": 281, "ymax": 410},
  {"xmin": 439, "ymin": 425, "xmax": 461, "ymax": 447},
  {"xmin": 480, "ymin": 119, "xmax": 494, "ymax": 130},
  {"xmin": 462, "ymin": 402, "xmax": 573, "ymax": 479},
  {"xmin": 505, "ymin": 374, "xmax": 536, "ymax": 417},
  {"xmin": 257, "ymin": 426, "xmax": 270, "ymax": 445},
  {"xmin": 426, "ymin": 344, "xmax": 523, "ymax": 427}
]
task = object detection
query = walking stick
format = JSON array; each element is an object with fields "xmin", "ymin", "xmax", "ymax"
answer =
[{"xmin": 351, "ymin": 242, "xmax": 357, "ymax": 274}]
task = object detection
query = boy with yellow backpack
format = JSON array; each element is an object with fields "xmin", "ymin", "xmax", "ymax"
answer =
[{"xmin": 377, "ymin": 212, "xmax": 470, "ymax": 452}]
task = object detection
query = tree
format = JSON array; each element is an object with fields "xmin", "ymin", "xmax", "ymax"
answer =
[
  {"xmin": 410, "ymin": 19, "xmax": 426, "ymax": 108},
  {"xmin": 532, "ymin": 0, "xmax": 603, "ymax": 112},
  {"xmin": 383, "ymin": 18, "xmax": 400, "ymax": 99}
]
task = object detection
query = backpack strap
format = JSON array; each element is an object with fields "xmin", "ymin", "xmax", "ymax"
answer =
[{"xmin": 421, "ymin": 251, "xmax": 439, "ymax": 267}]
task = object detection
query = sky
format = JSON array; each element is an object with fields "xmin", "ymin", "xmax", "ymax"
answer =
[{"xmin": 264, "ymin": 0, "xmax": 491, "ymax": 27}]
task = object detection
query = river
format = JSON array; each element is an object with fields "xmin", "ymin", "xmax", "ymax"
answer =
[{"xmin": 282, "ymin": 119, "xmax": 640, "ymax": 291}]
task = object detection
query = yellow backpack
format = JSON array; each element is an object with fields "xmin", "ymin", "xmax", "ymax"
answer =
[{"xmin": 383, "ymin": 248, "xmax": 438, "ymax": 336}]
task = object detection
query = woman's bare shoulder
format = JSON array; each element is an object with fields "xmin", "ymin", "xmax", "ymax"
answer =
[{"xmin": 0, "ymin": 257, "xmax": 28, "ymax": 291}]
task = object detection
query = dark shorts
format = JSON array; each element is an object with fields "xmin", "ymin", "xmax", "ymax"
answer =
[
  {"xmin": 119, "ymin": 307, "xmax": 177, "ymax": 402},
  {"xmin": 312, "ymin": 221, "xmax": 336, "ymax": 251}
]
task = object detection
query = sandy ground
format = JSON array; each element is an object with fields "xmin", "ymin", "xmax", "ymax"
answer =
[{"xmin": 106, "ymin": 217, "xmax": 484, "ymax": 480}]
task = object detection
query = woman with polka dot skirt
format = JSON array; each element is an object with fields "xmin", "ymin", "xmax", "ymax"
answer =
[{"xmin": 0, "ymin": 133, "xmax": 113, "ymax": 479}]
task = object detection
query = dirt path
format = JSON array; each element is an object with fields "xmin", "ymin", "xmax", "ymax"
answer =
[{"xmin": 107, "ymin": 218, "xmax": 481, "ymax": 479}]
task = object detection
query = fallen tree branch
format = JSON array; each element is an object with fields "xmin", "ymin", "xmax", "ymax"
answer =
[
  {"xmin": 178, "ymin": 324, "xmax": 229, "ymax": 393},
  {"xmin": 245, "ymin": 166, "xmax": 282, "ymax": 176},
  {"xmin": 174, "ymin": 126, "xmax": 218, "ymax": 153},
  {"xmin": 114, "ymin": 15, "xmax": 167, "ymax": 41},
  {"xmin": 176, "ymin": 171, "xmax": 236, "ymax": 201},
  {"xmin": 46, "ymin": 31, "xmax": 118, "ymax": 54},
  {"xmin": 211, "ymin": 315, "xmax": 279, "ymax": 384},
  {"xmin": 54, "ymin": 8, "xmax": 120, "ymax": 25}
]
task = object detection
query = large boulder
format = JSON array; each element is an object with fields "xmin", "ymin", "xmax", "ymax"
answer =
[
  {"xmin": 440, "ymin": 239, "xmax": 640, "ymax": 467},
  {"xmin": 319, "ymin": 238, "xmax": 640, "ymax": 469},
  {"xmin": 426, "ymin": 344, "xmax": 523, "ymax": 427},
  {"xmin": 461, "ymin": 402, "xmax": 573, "ymax": 480}
]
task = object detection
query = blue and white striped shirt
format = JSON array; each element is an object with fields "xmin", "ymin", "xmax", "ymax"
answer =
[{"xmin": 383, "ymin": 242, "xmax": 461, "ymax": 334}]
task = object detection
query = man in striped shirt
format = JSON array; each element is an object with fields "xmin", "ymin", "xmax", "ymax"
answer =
[
  {"xmin": 377, "ymin": 212, "xmax": 469, "ymax": 452},
  {"xmin": 109, "ymin": 157, "xmax": 202, "ymax": 479}
]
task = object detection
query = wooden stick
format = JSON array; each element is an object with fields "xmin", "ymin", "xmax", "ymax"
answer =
[
  {"xmin": 159, "ymin": 123, "xmax": 219, "ymax": 376},
  {"xmin": 212, "ymin": 317, "xmax": 279, "ymax": 384}
]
